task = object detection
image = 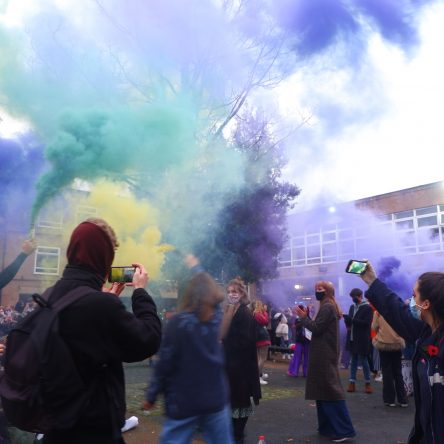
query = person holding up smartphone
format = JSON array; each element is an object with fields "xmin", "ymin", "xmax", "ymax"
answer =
[
  {"xmin": 358, "ymin": 261, "xmax": 444, "ymax": 444},
  {"xmin": 33, "ymin": 218, "xmax": 162, "ymax": 444}
]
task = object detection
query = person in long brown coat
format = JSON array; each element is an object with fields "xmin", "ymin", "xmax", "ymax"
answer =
[{"xmin": 295, "ymin": 281, "xmax": 356, "ymax": 443}]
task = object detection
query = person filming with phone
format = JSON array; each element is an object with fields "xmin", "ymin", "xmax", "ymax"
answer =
[
  {"xmin": 356, "ymin": 260, "xmax": 444, "ymax": 444},
  {"xmin": 1, "ymin": 218, "xmax": 162, "ymax": 444}
]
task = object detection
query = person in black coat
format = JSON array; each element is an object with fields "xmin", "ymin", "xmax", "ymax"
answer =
[
  {"xmin": 344, "ymin": 288, "xmax": 373, "ymax": 394},
  {"xmin": 221, "ymin": 277, "xmax": 261, "ymax": 444},
  {"xmin": 41, "ymin": 218, "xmax": 162, "ymax": 444}
]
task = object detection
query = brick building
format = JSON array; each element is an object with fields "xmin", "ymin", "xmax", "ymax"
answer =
[{"xmin": 263, "ymin": 180, "xmax": 444, "ymax": 308}]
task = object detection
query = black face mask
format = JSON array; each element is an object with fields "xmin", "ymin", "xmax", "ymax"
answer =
[
  {"xmin": 352, "ymin": 297, "xmax": 360, "ymax": 304},
  {"xmin": 315, "ymin": 291, "xmax": 326, "ymax": 301}
]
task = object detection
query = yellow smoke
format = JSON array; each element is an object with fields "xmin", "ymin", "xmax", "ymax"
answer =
[{"xmin": 67, "ymin": 180, "xmax": 173, "ymax": 279}]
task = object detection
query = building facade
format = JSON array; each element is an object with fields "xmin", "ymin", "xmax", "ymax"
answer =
[{"xmin": 263, "ymin": 181, "xmax": 444, "ymax": 308}]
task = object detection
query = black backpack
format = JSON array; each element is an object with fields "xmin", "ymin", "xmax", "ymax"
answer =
[{"xmin": 0, "ymin": 286, "xmax": 93, "ymax": 433}]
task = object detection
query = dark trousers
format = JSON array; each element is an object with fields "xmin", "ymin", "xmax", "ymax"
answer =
[
  {"xmin": 380, "ymin": 349, "xmax": 407, "ymax": 405},
  {"xmin": 232, "ymin": 417, "xmax": 248, "ymax": 444},
  {"xmin": 316, "ymin": 400, "xmax": 356, "ymax": 440}
]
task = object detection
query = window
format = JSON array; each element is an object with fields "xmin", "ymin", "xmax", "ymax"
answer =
[
  {"xmin": 417, "ymin": 215, "xmax": 437, "ymax": 228},
  {"xmin": 307, "ymin": 245, "xmax": 321, "ymax": 261},
  {"xmin": 416, "ymin": 206, "xmax": 437, "ymax": 216},
  {"xmin": 294, "ymin": 247, "xmax": 306, "ymax": 265},
  {"xmin": 395, "ymin": 220, "xmax": 414, "ymax": 230},
  {"xmin": 394, "ymin": 210, "xmax": 413, "ymax": 219},
  {"xmin": 34, "ymin": 247, "xmax": 60, "ymax": 275},
  {"xmin": 322, "ymin": 232, "xmax": 336, "ymax": 242},
  {"xmin": 292, "ymin": 236, "xmax": 305, "ymax": 247},
  {"xmin": 322, "ymin": 243, "xmax": 337, "ymax": 262},
  {"xmin": 76, "ymin": 205, "xmax": 97, "ymax": 224},
  {"xmin": 278, "ymin": 249, "xmax": 291, "ymax": 266},
  {"xmin": 37, "ymin": 207, "xmax": 63, "ymax": 229},
  {"xmin": 307, "ymin": 233, "xmax": 320, "ymax": 244},
  {"xmin": 338, "ymin": 229, "xmax": 353, "ymax": 239}
]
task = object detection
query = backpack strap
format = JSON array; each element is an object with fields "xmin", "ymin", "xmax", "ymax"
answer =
[{"xmin": 51, "ymin": 286, "xmax": 96, "ymax": 313}]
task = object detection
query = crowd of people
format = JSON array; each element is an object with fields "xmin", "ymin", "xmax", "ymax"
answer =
[{"xmin": 0, "ymin": 220, "xmax": 443, "ymax": 443}]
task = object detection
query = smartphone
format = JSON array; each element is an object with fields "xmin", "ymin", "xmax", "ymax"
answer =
[
  {"xmin": 345, "ymin": 260, "xmax": 368, "ymax": 275},
  {"xmin": 109, "ymin": 266, "xmax": 135, "ymax": 283}
]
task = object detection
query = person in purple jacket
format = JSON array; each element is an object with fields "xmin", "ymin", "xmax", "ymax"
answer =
[{"xmin": 359, "ymin": 260, "xmax": 444, "ymax": 444}]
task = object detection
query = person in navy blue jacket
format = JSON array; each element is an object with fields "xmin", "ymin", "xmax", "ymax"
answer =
[
  {"xmin": 144, "ymin": 256, "xmax": 233, "ymax": 444},
  {"xmin": 359, "ymin": 261, "xmax": 444, "ymax": 444}
]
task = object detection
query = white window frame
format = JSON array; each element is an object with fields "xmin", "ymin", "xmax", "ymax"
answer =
[{"xmin": 34, "ymin": 246, "xmax": 60, "ymax": 275}]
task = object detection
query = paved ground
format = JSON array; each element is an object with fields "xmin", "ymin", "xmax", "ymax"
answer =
[{"xmin": 122, "ymin": 357, "xmax": 414, "ymax": 444}]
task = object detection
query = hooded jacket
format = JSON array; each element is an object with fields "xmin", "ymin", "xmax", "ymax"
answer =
[{"xmin": 42, "ymin": 221, "xmax": 161, "ymax": 443}]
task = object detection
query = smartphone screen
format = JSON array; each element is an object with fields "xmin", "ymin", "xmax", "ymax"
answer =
[
  {"xmin": 109, "ymin": 266, "xmax": 135, "ymax": 283},
  {"xmin": 345, "ymin": 260, "xmax": 367, "ymax": 274}
]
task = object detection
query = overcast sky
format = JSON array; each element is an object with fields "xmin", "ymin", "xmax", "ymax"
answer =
[
  {"xmin": 277, "ymin": 2, "xmax": 444, "ymax": 210},
  {"xmin": 1, "ymin": 1, "xmax": 444, "ymax": 213}
]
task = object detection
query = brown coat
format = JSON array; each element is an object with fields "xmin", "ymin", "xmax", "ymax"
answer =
[{"xmin": 300, "ymin": 301, "xmax": 345, "ymax": 401}]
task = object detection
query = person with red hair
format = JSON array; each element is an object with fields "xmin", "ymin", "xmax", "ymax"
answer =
[{"xmin": 295, "ymin": 281, "xmax": 355, "ymax": 443}]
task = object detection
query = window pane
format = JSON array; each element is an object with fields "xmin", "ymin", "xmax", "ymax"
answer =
[
  {"xmin": 293, "ymin": 236, "xmax": 305, "ymax": 247},
  {"xmin": 395, "ymin": 220, "xmax": 414, "ymax": 230},
  {"xmin": 416, "ymin": 206, "xmax": 437, "ymax": 216},
  {"xmin": 34, "ymin": 247, "xmax": 60, "ymax": 275},
  {"xmin": 338, "ymin": 229, "xmax": 353, "ymax": 239},
  {"xmin": 417, "ymin": 228, "xmax": 440, "ymax": 245},
  {"xmin": 394, "ymin": 210, "xmax": 413, "ymax": 219},
  {"xmin": 322, "ymin": 243, "xmax": 337, "ymax": 260},
  {"xmin": 339, "ymin": 240, "xmax": 354, "ymax": 255},
  {"xmin": 322, "ymin": 232, "xmax": 336, "ymax": 242},
  {"xmin": 295, "ymin": 247, "xmax": 305, "ymax": 260},
  {"xmin": 307, "ymin": 245, "xmax": 320, "ymax": 258},
  {"xmin": 378, "ymin": 214, "xmax": 392, "ymax": 221},
  {"xmin": 278, "ymin": 249, "xmax": 291, "ymax": 262},
  {"xmin": 417, "ymin": 215, "xmax": 437, "ymax": 227},
  {"xmin": 307, "ymin": 234, "xmax": 320, "ymax": 244}
]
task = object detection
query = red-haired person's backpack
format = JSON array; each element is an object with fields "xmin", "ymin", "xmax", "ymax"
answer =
[{"xmin": 0, "ymin": 286, "xmax": 93, "ymax": 433}]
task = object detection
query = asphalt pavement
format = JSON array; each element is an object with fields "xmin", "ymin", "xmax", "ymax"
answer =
[{"xmin": 124, "ymin": 358, "xmax": 414, "ymax": 444}]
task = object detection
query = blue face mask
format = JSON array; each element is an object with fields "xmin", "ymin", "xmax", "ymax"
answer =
[{"xmin": 409, "ymin": 297, "xmax": 424, "ymax": 320}]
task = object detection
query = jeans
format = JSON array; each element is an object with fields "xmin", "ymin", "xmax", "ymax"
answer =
[
  {"xmin": 349, "ymin": 353, "xmax": 371, "ymax": 382},
  {"xmin": 159, "ymin": 406, "xmax": 233, "ymax": 444}
]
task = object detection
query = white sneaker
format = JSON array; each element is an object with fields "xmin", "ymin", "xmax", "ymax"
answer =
[
  {"xmin": 262, "ymin": 373, "xmax": 269, "ymax": 379},
  {"xmin": 260, "ymin": 378, "xmax": 268, "ymax": 385},
  {"xmin": 375, "ymin": 375, "xmax": 383, "ymax": 382}
]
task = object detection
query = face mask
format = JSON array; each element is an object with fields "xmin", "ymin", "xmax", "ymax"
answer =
[
  {"xmin": 315, "ymin": 291, "xmax": 326, "ymax": 301},
  {"xmin": 227, "ymin": 293, "xmax": 240, "ymax": 305},
  {"xmin": 352, "ymin": 297, "xmax": 360, "ymax": 304},
  {"xmin": 409, "ymin": 297, "xmax": 424, "ymax": 320}
]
